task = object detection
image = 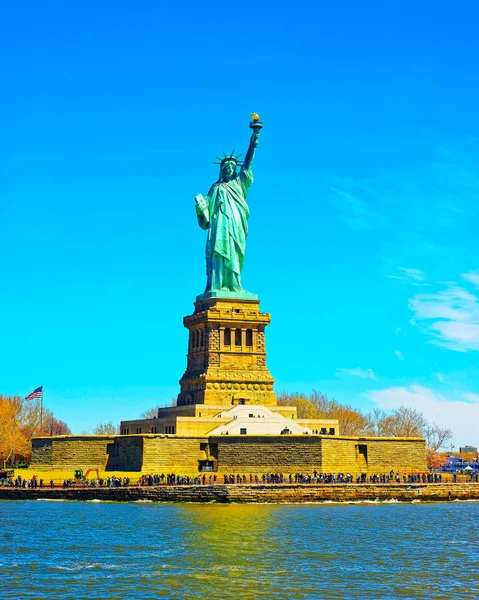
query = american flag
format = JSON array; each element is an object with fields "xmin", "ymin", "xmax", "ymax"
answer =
[{"xmin": 25, "ymin": 386, "xmax": 43, "ymax": 401}]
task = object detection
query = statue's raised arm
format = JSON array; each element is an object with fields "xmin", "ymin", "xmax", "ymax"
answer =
[
  {"xmin": 194, "ymin": 115, "xmax": 263, "ymax": 301},
  {"xmin": 243, "ymin": 115, "xmax": 261, "ymax": 171}
]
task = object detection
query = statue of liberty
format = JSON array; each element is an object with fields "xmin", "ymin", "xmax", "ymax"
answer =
[{"xmin": 195, "ymin": 116, "xmax": 262, "ymax": 300}]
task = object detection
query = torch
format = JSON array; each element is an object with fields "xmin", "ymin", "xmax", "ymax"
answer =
[{"xmin": 249, "ymin": 112, "xmax": 263, "ymax": 133}]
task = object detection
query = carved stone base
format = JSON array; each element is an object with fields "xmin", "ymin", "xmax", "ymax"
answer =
[
  {"xmin": 196, "ymin": 290, "xmax": 258, "ymax": 301},
  {"xmin": 177, "ymin": 297, "xmax": 276, "ymax": 407}
]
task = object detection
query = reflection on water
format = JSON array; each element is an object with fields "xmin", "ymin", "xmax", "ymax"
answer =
[
  {"xmin": 1, "ymin": 501, "xmax": 479, "ymax": 599},
  {"xmin": 177, "ymin": 504, "xmax": 283, "ymax": 598}
]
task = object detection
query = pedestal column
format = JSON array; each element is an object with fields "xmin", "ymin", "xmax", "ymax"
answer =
[{"xmin": 177, "ymin": 297, "xmax": 276, "ymax": 407}]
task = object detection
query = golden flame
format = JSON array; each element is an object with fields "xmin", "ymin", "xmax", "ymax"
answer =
[{"xmin": 250, "ymin": 112, "xmax": 260, "ymax": 122}]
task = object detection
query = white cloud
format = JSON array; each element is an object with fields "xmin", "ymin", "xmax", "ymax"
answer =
[
  {"xmin": 463, "ymin": 392, "xmax": 479, "ymax": 403},
  {"xmin": 329, "ymin": 184, "xmax": 386, "ymax": 231},
  {"xmin": 394, "ymin": 349, "xmax": 404, "ymax": 361},
  {"xmin": 462, "ymin": 271, "xmax": 479, "ymax": 288},
  {"xmin": 398, "ymin": 267, "xmax": 426, "ymax": 282},
  {"xmin": 409, "ymin": 283, "xmax": 479, "ymax": 352},
  {"xmin": 336, "ymin": 367, "xmax": 377, "ymax": 380},
  {"xmin": 437, "ymin": 373, "xmax": 445, "ymax": 383},
  {"xmin": 388, "ymin": 267, "xmax": 428, "ymax": 287},
  {"xmin": 366, "ymin": 384, "xmax": 479, "ymax": 445}
]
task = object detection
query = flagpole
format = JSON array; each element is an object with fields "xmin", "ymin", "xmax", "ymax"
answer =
[{"xmin": 40, "ymin": 386, "xmax": 43, "ymax": 433}]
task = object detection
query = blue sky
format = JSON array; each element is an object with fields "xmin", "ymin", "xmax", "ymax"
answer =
[{"xmin": 2, "ymin": 2, "xmax": 479, "ymax": 444}]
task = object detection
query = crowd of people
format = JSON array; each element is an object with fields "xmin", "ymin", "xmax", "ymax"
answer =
[
  {"xmin": 0, "ymin": 474, "xmax": 132, "ymax": 488},
  {"xmin": 135, "ymin": 470, "xmax": 475, "ymax": 486},
  {"xmin": 62, "ymin": 476, "xmax": 131, "ymax": 488},
  {"xmin": 1, "ymin": 470, "xmax": 478, "ymax": 488},
  {"xmin": 3, "ymin": 475, "xmax": 50, "ymax": 488}
]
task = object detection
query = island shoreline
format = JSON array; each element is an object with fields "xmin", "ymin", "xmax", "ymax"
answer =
[{"xmin": 1, "ymin": 483, "xmax": 479, "ymax": 503}]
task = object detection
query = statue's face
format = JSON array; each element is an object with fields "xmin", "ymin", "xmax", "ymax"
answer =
[{"xmin": 221, "ymin": 161, "xmax": 236, "ymax": 180}]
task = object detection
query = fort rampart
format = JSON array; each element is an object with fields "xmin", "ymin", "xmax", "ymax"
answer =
[{"xmin": 30, "ymin": 434, "xmax": 427, "ymax": 475}]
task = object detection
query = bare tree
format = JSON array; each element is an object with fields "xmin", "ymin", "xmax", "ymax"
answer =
[
  {"xmin": 380, "ymin": 406, "xmax": 428, "ymax": 437},
  {"xmin": 43, "ymin": 415, "xmax": 71, "ymax": 436},
  {"xmin": 309, "ymin": 390, "xmax": 334, "ymax": 416},
  {"xmin": 140, "ymin": 406, "xmax": 160, "ymax": 419},
  {"xmin": 333, "ymin": 404, "xmax": 370, "ymax": 436},
  {"xmin": 423, "ymin": 423, "xmax": 453, "ymax": 451},
  {"xmin": 277, "ymin": 390, "xmax": 370, "ymax": 435},
  {"xmin": 365, "ymin": 408, "xmax": 388, "ymax": 436},
  {"xmin": 277, "ymin": 392, "xmax": 318, "ymax": 419},
  {"xmin": 139, "ymin": 397, "xmax": 178, "ymax": 419},
  {"xmin": 93, "ymin": 421, "xmax": 119, "ymax": 435}
]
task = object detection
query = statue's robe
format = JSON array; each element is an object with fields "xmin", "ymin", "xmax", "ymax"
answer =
[{"xmin": 197, "ymin": 167, "xmax": 253, "ymax": 293}]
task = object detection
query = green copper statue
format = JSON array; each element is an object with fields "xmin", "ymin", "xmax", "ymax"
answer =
[{"xmin": 195, "ymin": 116, "xmax": 262, "ymax": 300}]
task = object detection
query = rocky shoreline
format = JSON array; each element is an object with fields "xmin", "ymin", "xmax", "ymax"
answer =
[{"xmin": 1, "ymin": 483, "xmax": 479, "ymax": 503}]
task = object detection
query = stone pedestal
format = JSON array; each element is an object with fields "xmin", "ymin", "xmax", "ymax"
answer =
[{"xmin": 177, "ymin": 297, "xmax": 276, "ymax": 407}]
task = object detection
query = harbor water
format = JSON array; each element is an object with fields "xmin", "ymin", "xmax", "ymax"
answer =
[{"xmin": 1, "ymin": 500, "xmax": 478, "ymax": 599}]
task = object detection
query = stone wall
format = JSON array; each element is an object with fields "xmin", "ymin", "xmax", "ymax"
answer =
[
  {"xmin": 2, "ymin": 483, "xmax": 479, "ymax": 503},
  {"xmin": 30, "ymin": 438, "xmax": 53, "ymax": 467},
  {"xmin": 31, "ymin": 436, "xmax": 114, "ymax": 470},
  {"xmin": 212, "ymin": 435, "xmax": 426, "ymax": 474},
  {"xmin": 106, "ymin": 436, "xmax": 143, "ymax": 471},
  {"xmin": 142, "ymin": 436, "xmax": 207, "ymax": 472},
  {"xmin": 212, "ymin": 436, "xmax": 323, "ymax": 472},
  {"xmin": 30, "ymin": 433, "xmax": 427, "ymax": 475},
  {"xmin": 320, "ymin": 436, "xmax": 427, "ymax": 474},
  {"xmin": 176, "ymin": 418, "xmax": 228, "ymax": 437},
  {"xmin": 100, "ymin": 436, "xmax": 207, "ymax": 472},
  {"xmin": 31, "ymin": 435, "xmax": 206, "ymax": 473},
  {"xmin": 364, "ymin": 437, "xmax": 427, "ymax": 473}
]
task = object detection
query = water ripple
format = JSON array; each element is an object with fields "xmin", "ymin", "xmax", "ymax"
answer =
[{"xmin": 1, "ymin": 501, "xmax": 478, "ymax": 598}]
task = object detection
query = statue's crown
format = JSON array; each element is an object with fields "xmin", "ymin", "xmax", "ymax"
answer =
[{"xmin": 213, "ymin": 150, "xmax": 243, "ymax": 168}]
